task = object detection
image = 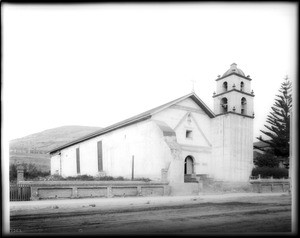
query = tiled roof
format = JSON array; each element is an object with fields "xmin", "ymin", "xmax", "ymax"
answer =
[{"xmin": 49, "ymin": 92, "xmax": 215, "ymax": 154}]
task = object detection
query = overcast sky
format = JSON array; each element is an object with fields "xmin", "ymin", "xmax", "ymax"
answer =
[{"xmin": 2, "ymin": 3, "xmax": 297, "ymax": 142}]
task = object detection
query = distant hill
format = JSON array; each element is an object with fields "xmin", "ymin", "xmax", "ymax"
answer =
[
  {"xmin": 10, "ymin": 125, "xmax": 102, "ymax": 154},
  {"xmin": 9, "ymin": 125, "xmax": 102, "ymax": 172}
]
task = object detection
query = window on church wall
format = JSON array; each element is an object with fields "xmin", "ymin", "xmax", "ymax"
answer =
[
  {"xmin": 220, "ymin": 97, "xmax": 228, "ymax": 113},
  {"xmin": 97, "ymin": 141, "xmax": 103, "ymax": 172},
  {"xmin": 76, "ymin": 148, "xmax": 80, "ymax": 174},
  {"xmin": 186, "ymin": 130, "xmax": 193, "ymax": 139},
  {"xmin": 241, "ymin": 97, "xmax": 247, "ymax": 114},
  {"xmin": 222, "ymin": 82, "xmax": 228, "ymax": 92}
]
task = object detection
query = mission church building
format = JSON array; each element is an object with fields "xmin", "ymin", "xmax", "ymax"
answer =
[{"xmin": 50, "ymin": 63, "xmax": 255, "ymax": 188}]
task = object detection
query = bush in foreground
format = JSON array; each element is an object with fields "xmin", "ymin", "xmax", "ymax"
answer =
[
  {"xmin": 30, "ymin": 174, "xmax": 151, "ymax": 182},
  {"xmin": 251, "ymin": 166, "xmax": 288, "ymax": 179},
  {"xmin": 10, "ymin": 162, "xmax": 151, "ymax": 182},
  {"xmin": 254, "ymin": 153, "xmax": 280, "ymax": 168}
]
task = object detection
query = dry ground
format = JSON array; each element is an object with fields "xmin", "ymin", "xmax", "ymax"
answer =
[{"xmin": 10, "ymin": 193, "xmax": 292, "ymax": 235}]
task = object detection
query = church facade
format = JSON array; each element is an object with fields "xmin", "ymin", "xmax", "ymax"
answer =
[{"xmin": 49, "ymin": 63, "xmax": 255, "ymax": 186}]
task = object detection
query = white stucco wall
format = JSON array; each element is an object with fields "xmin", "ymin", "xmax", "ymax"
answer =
[
  {"xmin": 50, "ymin": 154, "xmax": 60, "ymax": 175},
  {"xmin": 51, "ymin": 94, "xmax": 254, "ymax": 184},
  {"xmin": 51, "ymin": 97, "xmax": 214, "ymax": 182},
  {"xmin": 50, "ymin": 119, "xmax": 180, "ymax": 181},
  {"xmin": 152, "ymin": 98, "xmax": 212, "ymax": 176},
  {"xmin": 211, "ymin": 113, "xmax": 254, "ymax": 182}
]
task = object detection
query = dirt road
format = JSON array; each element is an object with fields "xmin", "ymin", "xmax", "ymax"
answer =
[{"xmin": 10, "ymin": 194, "xmax": 292, "ymax": 234}]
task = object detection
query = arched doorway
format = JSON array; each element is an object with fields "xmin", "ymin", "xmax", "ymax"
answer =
[{"xmin": 184, "ymin": 156, "xmax": 194, "ymax": 175}]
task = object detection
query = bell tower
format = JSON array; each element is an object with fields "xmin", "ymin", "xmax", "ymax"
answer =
[{"xmin": 211, "ymin": 63, "xmax": 254, "ymax": 182}]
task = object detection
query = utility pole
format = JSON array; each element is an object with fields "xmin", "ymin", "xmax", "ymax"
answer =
[{"xmin": 131, "ymin": 155, "xmax": 134, "ymax": 180}]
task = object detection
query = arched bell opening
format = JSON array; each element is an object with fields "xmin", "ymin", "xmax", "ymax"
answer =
[
  {"xmin": 241, "ymin": 97, "xmax": 247, "ymax": 114},
  {"xmin": 222, "ymin": 81, "xmax": 228, "ymax": 92},
  {"xmin": 220, "ymin": 97, "xmax": 228, "ymax": 113}
]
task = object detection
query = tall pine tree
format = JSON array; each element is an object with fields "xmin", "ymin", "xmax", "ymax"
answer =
[{"xmin": 256, "ymin": 76, "xmax": 292, "ymax": 161}]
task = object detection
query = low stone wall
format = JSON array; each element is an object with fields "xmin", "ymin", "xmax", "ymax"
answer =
[
  {"xmin": 17, "ymin": 181, "xmax": 170, "ymax": 200},
  {"xmin": 200, "ymin": 181, "xmax": 253, "ymax": 193},
  {"xmin": 250, "ymin": 179, "xmax": 290, "ymax": 193}
]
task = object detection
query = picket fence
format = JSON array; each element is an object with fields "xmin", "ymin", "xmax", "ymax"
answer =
[{"xmin": 10, "ymin": 184, "xmax": 31, "ymax": 201}]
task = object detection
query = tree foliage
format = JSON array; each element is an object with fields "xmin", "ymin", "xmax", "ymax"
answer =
[
  {"xmin": 257, "ymin": 76, "xmax": 292, "ymax": 160},
  {"xmin": 254, "ymin": 153, "xmax": 280, "ymax": 168},
  {"xmin": 9, "ymin": 162, "xmax": 50, "ymax": 182}
]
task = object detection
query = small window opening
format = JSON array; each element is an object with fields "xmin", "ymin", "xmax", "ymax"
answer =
[
  {"xmin": 222, "ymin": 82, "xmax": 228, "ymax": 92},
  {"xmin": 186, "ymin": 130, "xmax": 193, "ymax": 139},
  {"xmin": 97, "ymin": 141, "xmax": 103, "ymax": 172},
  {"xmin": 76, "ymin": 148, "xmax": 80, "ymax": 174}
]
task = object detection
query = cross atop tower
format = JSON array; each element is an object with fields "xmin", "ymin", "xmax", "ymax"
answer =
[{"xmin": 190, "ymin": 80, "xmax": 196, "ymax": 92}]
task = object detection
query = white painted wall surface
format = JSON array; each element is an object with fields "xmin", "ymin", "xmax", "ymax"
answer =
[
  {"xmin": 51, "ymin": 97, "xmax": 214, "ymax": 182},
  {"xmin": 51, "ymin": 96, "xmax": 253, "ymax": 184},
  {"xmin": 212, "ymin": 114, "xmax": 253, "ymax": 182},
  {"xmin": 50, "ymin": 119, "xmax": 179, "ymax": 181},
  {"xmin": 50, "ymin": 154, "xmax": 60, "ymax": 175},
  {"xmin": 153, "ymin": 98, "xmax": 213, "ymax": 176},
  {"xmin": 60, "ymin": 146, "xmax": 78, "ymax": 177}
]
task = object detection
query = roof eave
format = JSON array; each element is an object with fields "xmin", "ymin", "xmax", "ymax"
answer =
[
  {"xmin": 49, "ymin": 92, "xmax": 215, "ymax": 154},
  {"xmin": 216, "ymin": 72, "xmax": 252, "ymax": 81},
  {"xmin": 49, "ymin": 114, "xmax": 152, "ymax": 154},
  {"xmin": 148, "ymin": 92, "xmax": 215, "ymax": 118},
  {"xmin": 190, "ymin": 93, "xmax": 215, "ymax": 118}
]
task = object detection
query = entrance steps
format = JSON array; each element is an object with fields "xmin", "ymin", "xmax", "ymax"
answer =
[{"xmin": 184, "ymin": 174, "xmax": 199, "ymax": 183}]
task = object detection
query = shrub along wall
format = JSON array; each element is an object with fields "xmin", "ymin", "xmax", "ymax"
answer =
[
  {"xmin": 35, "ymin": 174, "xmax": 151, "ymax": 182},
  {"xmin": 251, "ymin": 167, "xmax": 289, "ymax": 179}
]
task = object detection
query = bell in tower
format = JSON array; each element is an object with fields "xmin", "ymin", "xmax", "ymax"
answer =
[{"xmin": 212, "ymin": 63, "xmax": 254, "ymax": 117}]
